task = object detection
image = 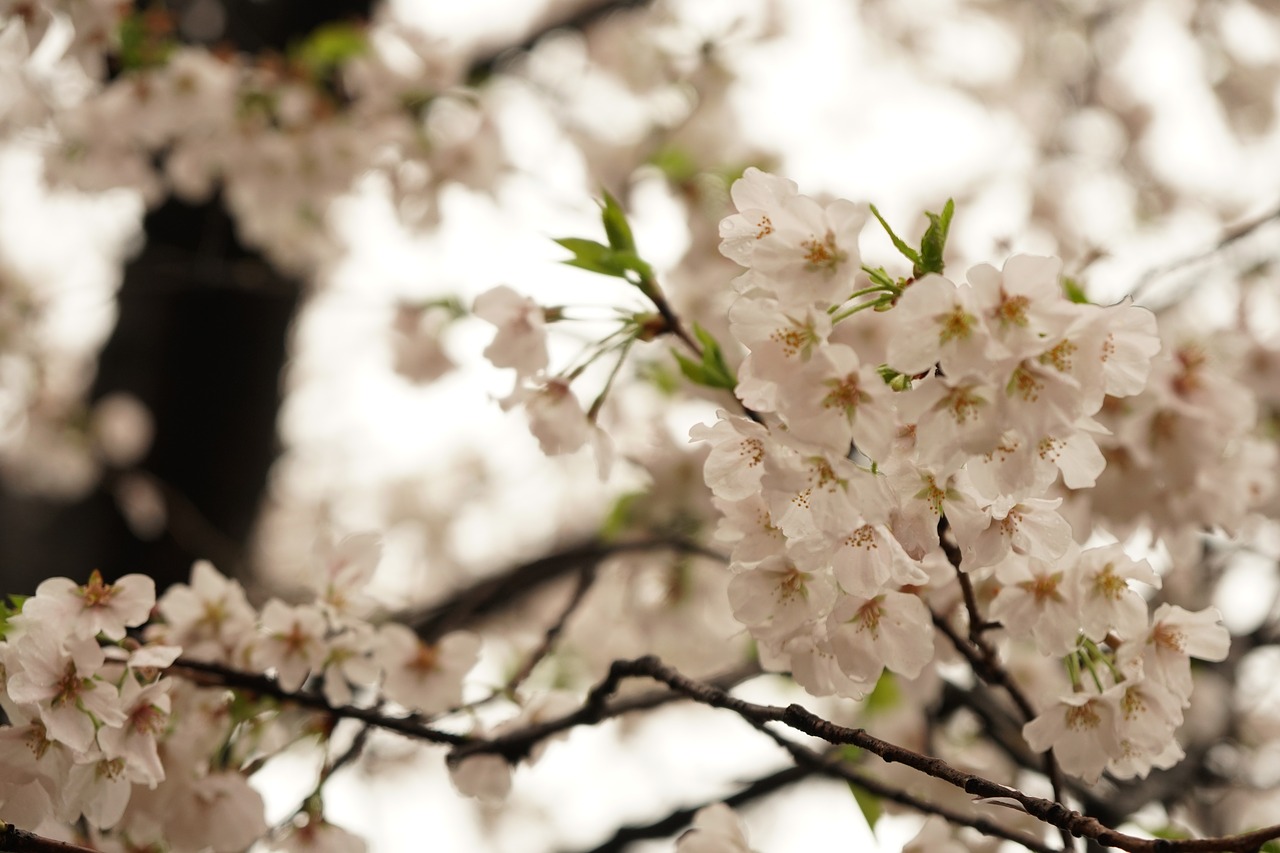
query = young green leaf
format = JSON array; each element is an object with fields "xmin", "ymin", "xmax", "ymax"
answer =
[
  {"xmin": 672, "ymin": 326, "xmax": 737, "ymax": 391},
  {"xmin": 554, "ymin": 238, "xmax": 653, "ymax": 281},
  {"xmin": 600, "ymin": 190, "xmax": 637, "ymax": 255},
  {"xmin": 554, "ymin": 238, "xmax": 630, "ymax": 278},
  {"xmin": 917, "ymin": 198, "xmax": 954, "ymax": 276},
  {"xmin": 1062, "ymin": 276, "xmax": 1090, "ymax": 304},
  {"xmin": 849, "ymin": 784, "xmax": 883, "ymax": 832},
  {"xmin": 293, "ymin": 22, "xmax": 367, "ymax": 79},
  {"xmin": 868, "ymin": 205, "xmax": 921, "ymax": 267},
  {"xmin": 876, "ymin": 364, "xmax": 913, "ymax": 391}
]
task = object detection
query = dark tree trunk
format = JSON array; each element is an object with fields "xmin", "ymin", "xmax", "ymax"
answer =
[{"xmin": 0, "ymin": 0, "xmax": 374, "ymax": 595}]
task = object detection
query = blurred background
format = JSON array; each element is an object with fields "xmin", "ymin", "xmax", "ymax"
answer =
[{"xmin": 3, "ymin": 0, "xmax": 1280, "ymax": 849}]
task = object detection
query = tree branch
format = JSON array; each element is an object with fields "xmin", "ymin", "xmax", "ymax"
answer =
[
  {"xmin": 166, "ymin": 657, "xmax": 468, "ymax": 746},
  {"xmin": 1129, "ymin": 201, "xmax": 1280, "ymax": 305},
  {"xmin": 574, "ymin": 764, "xmax": 816, "ymax": 853},
  {"xmin": 455, "ymin": 655, "xmax": 1280, "ymax": 853},
  {"xmin": 404, "ymin": 537, "xmax": 725, "ymax": 642},
  {"xmin": 0, "ymin": 824, "xmax": 98, "ymax": 853},
  {"xmin": 505, "ymin": 561, "xmax": 599, "ymax": 693},
  {"xmin": 752, "ymin": 731, "xmax": 1059, "ymax": 853},
  {"xmin": 467, "ymin": 0, "xmax": 655, "ymax": 81}
]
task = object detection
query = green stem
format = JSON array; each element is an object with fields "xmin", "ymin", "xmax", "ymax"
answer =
[
  {"xmin": 1065, "ymin": 652, "xmax": 1082, "ymax": 692},
  {"xmin": 829, "ymin": 283, "xmax": 900, "ymax": 313},
  {"xmin": 588, "ymin": 339, "xmax": 634, "ymax": 421},
  {"xmin": 831, "ymin": 296, "xmax": 893, "ymax": 324}
]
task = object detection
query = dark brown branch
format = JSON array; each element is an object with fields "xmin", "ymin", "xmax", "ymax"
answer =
[
  {"xmin": 455, "ymin": 655, "xmax": 1280, "ymax": 853},
  {"xmin": 404, "ymin": 538, "xmax": 725, "ymax": 642},
  {"xmin": 934, "ymin": 517, "xmax": 1072, "ymax": 848},
  {"xmin": 0, "ymin": 824, "xmax": 98, "ymax": 853},
  {"xmin": 574, "ymin": 764, "xmax": 816, "ymax": 853},
  {"xmin": 166, "ymin": 657, "xmax": 468, "ymax": 746},
  {"xmin": 747, "ymin": 727, "xmax": 1058, "ymax": 853},
  {"xmin": 468, "ymin": 0, "xmax": 654, "ymax": 81},
  {"xmin": 505, "ymin": 562, "xmax": 599, "ymax": 693},
  {"xmin": 449, "ymin": 659, "xmax": 760, "ymax": 768}
]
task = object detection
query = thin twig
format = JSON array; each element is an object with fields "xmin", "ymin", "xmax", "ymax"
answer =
[
  {"xmin": 166, "ymin": 657, "xmax": 467, "ymax": 746},
  {"xmin": 1129, "ymin": 202, "xmax": 1280, "ymax": 305},
  {"xmin": 574, "ymin": 764, "xmax": 816, "ymax": 853},
  {"xmin": 934, "ymin": 517, "xmax": 1072, "ymax": 849},
  {"xmin": 506, "ymin": 564, "xmax": 600, "ymax": 694}
]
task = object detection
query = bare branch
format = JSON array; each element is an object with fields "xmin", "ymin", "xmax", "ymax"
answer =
[
  {"xmin": 1129, "ymin": 201, "xmax": 1280, "ymax": 305},
  {"xmin": 166, "ymin": 657, "xmax": 467, "ymax": 746},
  {"xmin": 404, "ymin": 538, "xmax": 726, "ymax": 642},
  {"xmin": 467, "ymin": 0, "xmax": 655, "ymax": 81},
  {"xmin": 574, "ymin": 764, "xmax": 816, "ymax": 853},
  {"xmin": 455, "ymin": 655, "xmax": 1280, "ymax": 853},
  {"xmin": 0, "ymin": 824, "xmax": 99, "ymax": 853},
  {"xmin": 505, "ymin": 562, "xmax": 599, "ymax": 694}
]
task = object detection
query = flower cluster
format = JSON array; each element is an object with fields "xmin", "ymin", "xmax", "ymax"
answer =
[
  {"xmin": 690, "ymin": 168, "xmax": 1229, "ymax": 781},
  {"xmin": 0, "ymin": 536, "xmax": 479, "ymax": 850}
]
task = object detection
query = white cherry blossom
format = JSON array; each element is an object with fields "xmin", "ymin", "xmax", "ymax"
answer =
[
  {"xmin": 474, "ymin": 285, "xmax": 549, "ymax": 378},
  {"xmin": 690, "ymin": 412, "xmax": 776, "ymax": 501},
  {"xmin": 252, "ymin": 601, "xmax": 328, "ymax": 693},
  {"xmin": 887, "ymin": 274, "xmax": 999, "ymax": 379},
  {"xmin": 989, "ymin": 552, "xmax": 1081, "ymax": 656},
  {"xmin": 24, "ymin": 570, "xmax": 155, "ymax": 641},
  {"xmin": 376, "ymin": 624, "xmax": 479, "ymax": 714},
  {"xmin": 1073, "ymin": 543, "xmax": 1161, "ymax": 643},
  {"xmin": 676, "ymin": 803, "xmax": 758, "ymax": 853},
  {"xmin": 1023, "ymin": 686, "xmax": 1123, "ymax": 783},
  {"xmin": 826, "ymin": 590, "xmax": 935, "ymax": 683},
  {"xmin": 719, "ymin": 167, "xmax": 866, "ymax": 309},
  {"xmin": 727, "ymin": 556, "xmax": 834, "ymax": 644},
  {"xmin": 776, "ymin": 343, "xmax": 895, "ymax": 461}
]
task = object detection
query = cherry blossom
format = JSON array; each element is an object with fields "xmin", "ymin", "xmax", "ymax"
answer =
[
  {"xmin": 719, "ymin": 167, "xmax": 866, "ymax": 309},
  {"xmin": 376, "ymin": 624, "xmax": 479, "ymax": 714},
  {"xmin": 251, "ymin": 601, "xmax": 329, "ymax": 693},
  {"xmin": 24, "ymin": 570, "xmax": 155, "ymax": 641},
  {"xmin": 826, "ymin": 590, "xmax": 935, "ymax": 683},
  {"xmin": 676, "ymin": 803, "xmax": 758, "ymax": 853},
  {"xmin": 153, "ymin": 560, "xmax": 256, "ymax": 662},
  {"xmin": 474, "ymin": 285, "xmax": 550, "ymax": 378},
  {"xmin": 1023, "ymin": 687, "xmax": 1123, "ymax": 784}
]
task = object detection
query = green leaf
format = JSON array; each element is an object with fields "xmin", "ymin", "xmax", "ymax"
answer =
[
  {"xmin": 554, "ymin": 238, "xmax": 652, "ymax": 281},
  {"xmin": 864, "ymin": 671, "xmax": 901, "ymax": 714},
  {"xmin": 876, "ymin": 364, "xmax": 912, "ymax": 391},
  {"xmin": 554, "ymin": 238, "xmax": 629, "ymax": 278},
  {"xmin": 1260, "ymin": 841, "xmax": 1280, "ymax": 853},
  {"xmin": 600, "ymin": 190, "xmax": 636, "ymax": 255},
  {"xmin": 117, "ymin": 11, "xmax": 174, "ymax": 72},
  {"xmin": 1062, "ymin": 276, "xmax": 1090, "ymax": 304},
  {"xmin": 868, "ymin": 205, "xmax": 921, "ymax": 266},
  {"xmin": 293, "ymin": 22, "xmax": 367, "ymax": 79},
  {"xmin": 917, "ymin": 198, "xmax": 954, "ymax": 276},
  {"xmin": 849, "ymin": 784, "xmax": 883, "ymax": 832},
  {"xmin": 673, "ymin": 324, "xmax": 737, "ymax": 391},
  {"xmin": 1149, "ymin": 826, "xmax": 1192, "ymax": 841},
  {"xmin": 649, "ymin": 147, "xmax": 699, "ymax": 184},
  {"xmin": 601, "ymin": 492, "xmax": 643, "ymax": 540},
  {"xmin": 0, "ymin": 594, "xmax": 26, "ymax": 641},
  {"xmin": 636, "ymin": 359, "xmax": 682, "ymax": 396}
]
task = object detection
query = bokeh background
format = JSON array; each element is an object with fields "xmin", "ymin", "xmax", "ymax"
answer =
[{"xmin": 4, "ymin": 0, "xmax": 1280, "ymax": 849}]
